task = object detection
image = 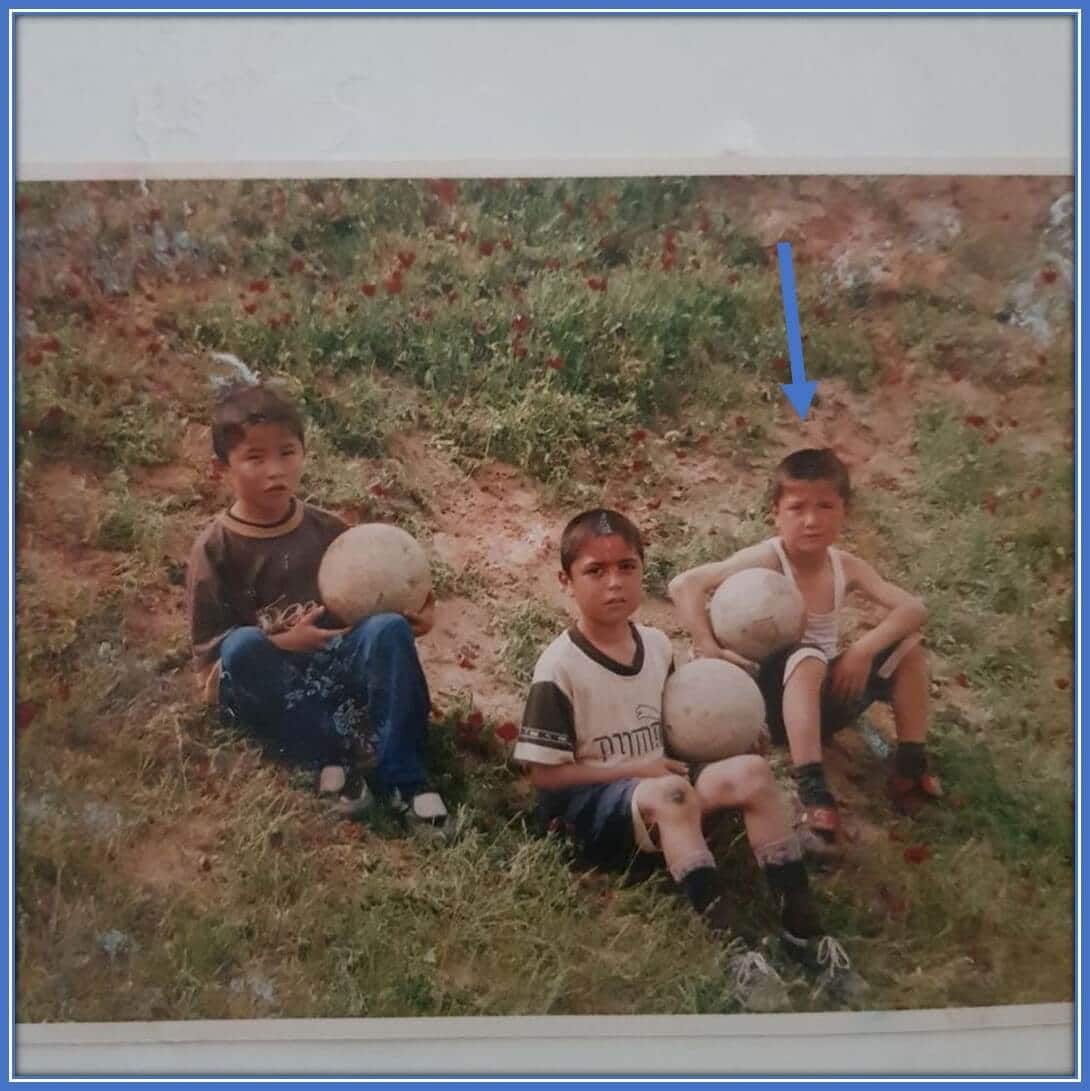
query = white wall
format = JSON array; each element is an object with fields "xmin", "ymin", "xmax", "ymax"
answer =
[{"xmin": 16, "ymin": 14, "xmax": 1075, "ymax": 178}]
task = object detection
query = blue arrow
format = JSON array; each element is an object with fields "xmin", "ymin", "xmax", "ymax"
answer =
[{"xmin": 776, "ymin": 241, "xmax": 818, "ymax": 420}]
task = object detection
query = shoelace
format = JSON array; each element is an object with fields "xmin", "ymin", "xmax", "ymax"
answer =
[
  {"xmin": 731, "ymin": 950, "xmax": 784, "ymax": 989},
  {"xmin": 816, "ymin": 936, "xmax": 853, "ymax": 973}
]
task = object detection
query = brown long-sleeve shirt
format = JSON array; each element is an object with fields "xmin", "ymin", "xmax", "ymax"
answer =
[{"xmin": 185, "ymin": 498, "xmax": 349, "ymax": 681}]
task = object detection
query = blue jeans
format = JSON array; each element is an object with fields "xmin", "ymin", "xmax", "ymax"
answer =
[{"xmin": 218, "ymin": 613, "xmax": 430, "ymax": 797}]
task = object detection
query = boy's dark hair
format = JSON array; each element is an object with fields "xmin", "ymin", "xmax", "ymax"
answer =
[
  {"xmin": 560, "ymin": 508, "xmax": 645, "ymax": 574},
  {"xmin": 211, "ymin": 382, "xmax": 305, "ymax": 462},
  {"xmin": 771, "ymin": 448, "xmax": 852, "ymax": 506}
]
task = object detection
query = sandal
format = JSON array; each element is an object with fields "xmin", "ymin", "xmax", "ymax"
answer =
[
  {"xmin": 888, "ymin": 772, "xmax": 943, "ymax": 816},
  {"xmin": 798, "ymin": 804, "xmax": 842, "ymax": 859}
]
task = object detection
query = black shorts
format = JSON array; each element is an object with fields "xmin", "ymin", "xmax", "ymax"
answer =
[{"xmin": 756, "ymin": 642, "xmax": 903, "ymax": 746}]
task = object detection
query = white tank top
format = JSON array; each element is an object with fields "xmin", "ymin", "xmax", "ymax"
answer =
[{"xmin": 768, "ymin": 536, "xmax": 845, "ymax": 658}]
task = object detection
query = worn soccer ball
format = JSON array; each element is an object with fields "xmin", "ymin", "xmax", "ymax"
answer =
[
  {"xmin": 318, "ymin": 523, "xmax": 431, "ymax": 625},
  {"xmin": 708, "ymin": 568, "xmax": 806, "ymax": 662},
  {"xmin": 663, "ymin": 658, "xmax": 767, "ymax": 762}
]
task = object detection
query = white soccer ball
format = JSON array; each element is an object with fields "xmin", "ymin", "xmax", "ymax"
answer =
[
  {"xmin": 708, "ymin": 568, "xmax": 805, "ymax": 662},
  {"xmin": 663, "ymin": 658, "xmax": 767, "ymax": 763},
  {"xmin": 318, "ymin": 523, "xmax": 431, "ymax": 625}
]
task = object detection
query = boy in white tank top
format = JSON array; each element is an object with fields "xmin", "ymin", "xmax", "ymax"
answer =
[{"xmin": 669, "ymin": 449, "xmax": 940, "ymax": 856}]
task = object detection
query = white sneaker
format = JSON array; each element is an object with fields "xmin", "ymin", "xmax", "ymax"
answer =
[{"xmin": 725, "ymin": 948, "xmax": 792, "ymax": 1013}]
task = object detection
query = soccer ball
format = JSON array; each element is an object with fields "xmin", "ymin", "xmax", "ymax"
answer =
[
  {"xmin": 663, "ymin": 659, "xmax": 767, "ymax": 762},
  {"xmin": 708, "ymin": 568, "xmax": 805, "ymax": 662},
  {"xmin": 318, "ymin": 523, "xmax": 431, "ymax": 625}
]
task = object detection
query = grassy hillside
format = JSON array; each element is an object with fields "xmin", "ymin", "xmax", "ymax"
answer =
[{"xmin": 14, "ymin": 176, "xmax": 1074, "ymax": 1020}]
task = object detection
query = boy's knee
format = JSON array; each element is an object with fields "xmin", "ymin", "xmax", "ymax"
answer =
[
  {"xmin": 786, "ymin": 655, "xmax": 827, "ymax": 690},
  {"xmin": 702, "ymin": 754, "xmax": 774, "ymax": 804},
  {"xmin": 642, "ymin": 773, "xmax": 698, "ymax": 812},
  {"xmin": 355, "ymin": 611, "xmax": 414, "ymax": 645},
  {"xmin": 220, "ymin": 626, "xmax": 269, "ymax": 668}
]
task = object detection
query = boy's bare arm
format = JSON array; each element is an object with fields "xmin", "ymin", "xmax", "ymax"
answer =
[
  {"xmin": 842, "ymin": 553, "xmax": 927, "ymax": 654},
  {"xmin": 528, "ymin": 755, "xmax": 689, "ymax": 792},
  {"xmin": 667, "ymin": 542, "xmax": 777, "ymax": 669},
  {"xmin": 830, "ymin": 553, "xmax": 927, "ymax": 701}
]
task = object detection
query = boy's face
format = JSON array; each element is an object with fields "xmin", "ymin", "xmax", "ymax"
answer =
[
  {"xmin": 560, "ymin": 533, "xmax": 644, "ymax": 628},
  {"xmin": 217, "ymin": 421, "xmax": 304, "ymax": 521},
  {"xmin": 774, "ymin": 477, "xmax": 846, "ymax": 556}
]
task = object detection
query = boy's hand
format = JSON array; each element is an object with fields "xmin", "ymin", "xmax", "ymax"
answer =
[
  {"xmin": 630, "ymin": 756, "xmax": 691, "ymax": 780},
  {"xmin": 403, "ymin": 591, "xmax": 436, "ymax": 638},
  {"xmin": 829, "ymin": 642, "xmax": 873, "ymax": 702},
  {"xmin": 269, "ymin": 606, "xmax": 348, "ymax": 653},
  {"xmin": 693, "ymin": 640, "xmax": 759, "ymax": 677}
]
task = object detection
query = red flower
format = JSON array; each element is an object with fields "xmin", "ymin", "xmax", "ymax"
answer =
[
  {"xmin": 661, "ymin": 253, "xmax": 677, "ymax": 272},
  {"xmin": 545, "ymin": 258, "xmax": 562, "ymax": 272},
  {"xmin": 1056, "ymin": 677, "xmax": 1070, "ymax": 690},
  {"xmin": 631, "ymin": 428, "xmax": 647, "ymax": 443},
  {"xmin": 384, "ymin": 274, "xmax": 403, "ymax": 295},
  {"xmin": 415, "ymin": 306, "xmax": 433, "ymax": 323},
  {"xmin": 903, "ymin": 844, "xmax": 931, "ymax": 865},
  {"xmin": 397, "ymin": 250, "xmax": 416, "ymax": 270},
  {"xmin": 15, "ymin": 702, "xmax": 39, "ymax": 731},
  {"xmin": 727, "ymin": 272, "xmax": 740, "ymax": 285},
  {"xmin": 956, "ymin": 673, "xmax": 968, "ymax": 687},
  {"xmin": 40, "ymin": 336, "xmax": 61, "ymax": 353},
  {"xmin": 479, "ymin": 240, "xmax": 495, "ymax": 257},
  {"xmin": 663, "ymin": 230, "xmax": 677, "ymax": 252},
  {"xmin": 512, "ymin": 344, "xmax": 527, "ymax": 360},
  {"xmin": 148, "ymin": 206, "xmax": 161, "ymax": 221},
  {"xmin": 586, "ymin": 276, "xmax": 608, "ymax": 293},
  {"xmin": 1040, "ymin": 267, "xmax": 1058, "ymax": 285},
  {"xmin": 964, "ymin": 414, "xmax": 987, "ymax": 428},
  {"xmin": 512, "ymin": 313, "xmax": 530, "ymax": 334},
  {"xmin": 289, "ymin": 256, "xmax": 305, "ymax": 273},
  {"xmin": 243, "ymin": 302, "xmax": 257, "ymax": 314},
  {"xmin": 468, "ymin": 710, "xmax": 485, "ymax": 729},
  {"xmin": 646, "ymin": 498, "xmax": 662, "ymax": 510},
  {"xmin": 734, "ymin": 415, "xmax": 747, "ymax": 428},
  {"xmin": 267, "ymin": 316, "xmax": 280, "ymax": 329},
  {"xmin": 675, "ymin": 449, "xmax": 687, "ymax": 460},
  {"xmin": 773, "ymin": 355, "xmax": 788, "ymax": 373},
  {"xmin": 501, "ymin": 237, "xmax": 513, "ymax": 251},
  {"xmin": 429, "ymin": 178, "xmax": 459, "ymax": 205},
  {"xmin": 458, "ymin": 654, "xmax": 476, "ymax": 670},
  {"xmin": 26, "ymin": 351, "xmax": 43, "ymax": 367},
  {"xmin": 545, "ymin": 355, "xmax": 564, "ymax": 370},
  {"xmin": 1029, "ymin": 486, "xmax": 1044, "ymax": 499},
  {"xmin": 249, "ymin": 278, "xmax": 270, "ymax": 294},
  {"xmin": 369, "ymin": 483, "xmax": 387, "ymax": 497},
  {"xmin": 496, "ymin": 721, "xmax": 519, "ymax": 743},
  {"xmin": 982, "ymin": 494, "xmax": 998, "ymax": 514},
  {"xmin": 457, "ymin": 228, "xmax": 471, "ymax": 243},
  {"xmin": 360, "ymin": 282, "xmax": 376, "ymax": 297}
]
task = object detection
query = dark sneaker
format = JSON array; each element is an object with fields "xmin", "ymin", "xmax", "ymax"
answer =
[
  {"xmin": 782, "ymin": 932, "xmax": 869, "ymax": 1007},
  {"xmin": 319, "ymin": 766, "xmax": 375, "ymax": 819},
  {"xmin": 389, "ymin": 788, "xmax": 450, "ymax": 839},
  {"xmin": 725, "ymin": 947, "xmax": 792, "ymax": 1013}
]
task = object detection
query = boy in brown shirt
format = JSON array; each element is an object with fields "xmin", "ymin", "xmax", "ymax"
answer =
[{"xmin": 185, "ymin": 381, "xmax": 447, "ymax": 825}]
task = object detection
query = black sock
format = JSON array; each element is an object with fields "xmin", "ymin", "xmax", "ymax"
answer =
[
  {"xmin": 765, "ymin": 859, "xmax": 823, "ymax": 938},
  {"xmin": 895, "ymin": 742, "xmax": 927, "ymax": 779},
  {"xmin": 795, "ymin": 762, "xmax": 836, "ymax": 808},
  {"xmin": 680, "ymin": 865, "xmax": 717, "ymax": 915}
]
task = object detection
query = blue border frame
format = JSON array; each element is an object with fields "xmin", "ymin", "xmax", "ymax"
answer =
[{"xmin": 2, "ymin": 5, "xmax": 1082, "ymax": 1086}]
